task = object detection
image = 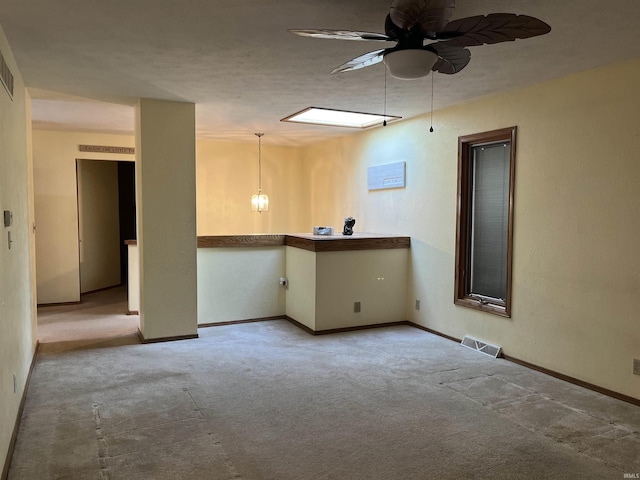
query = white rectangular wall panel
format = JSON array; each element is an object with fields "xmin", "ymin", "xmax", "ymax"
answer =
[{"xmin": 367, "ymin": 161, "xmax": 406, "ymax": 190}]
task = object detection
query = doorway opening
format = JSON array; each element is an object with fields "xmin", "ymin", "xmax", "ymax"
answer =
[
  {"xmin": 36, "ymin": 160, "xmax": 138, "ymax": 348},
  {"xmin": 76, "ymin": 159, "xmax": 136, "ymax": 295}
]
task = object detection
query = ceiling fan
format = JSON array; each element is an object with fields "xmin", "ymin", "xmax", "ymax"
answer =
[{"xmin": 289, "ymin": 0, "xmax": 551, "ymax": 80}]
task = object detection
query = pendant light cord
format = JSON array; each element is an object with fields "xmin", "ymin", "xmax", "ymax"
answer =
[
  {"xmin": 256, "ymin": 133, "xmax": 264, "ymax": 193},
  {"xmin": 429, "ymin": 74, "xmax": 434, "ymax": 133},
  {"xmin": 383, "ymin": 68, "xmax": 388, "ymax": 127}
]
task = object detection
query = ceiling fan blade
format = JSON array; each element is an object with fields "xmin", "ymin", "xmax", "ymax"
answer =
[
  {"xmin": 426, "ymin": 43, "xmax": 471, "ymax": 74},
  {"xmin": 439, "ymin": 13, "xmax": 551, "ymax": 48},
  {"xmin": 330, "ymin": 49, "xmax": 386, "ymax": 74},
  {"xmin": 288, "ymin": 29, "xmax": 390, "ymax": 42},
  {"xmin": 390, "ymin": 0, "xmax": 455, "ymax": 33}
]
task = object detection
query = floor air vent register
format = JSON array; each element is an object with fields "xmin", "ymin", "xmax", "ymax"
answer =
[{"xmin": 461, "ymin": 335, "xmax": 502, "ymax": 358}]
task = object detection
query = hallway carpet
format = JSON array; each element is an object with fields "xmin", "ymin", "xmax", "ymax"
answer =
[{"xmin": 36, "ymin": 286, "xmax": 140, "ymax": 352}]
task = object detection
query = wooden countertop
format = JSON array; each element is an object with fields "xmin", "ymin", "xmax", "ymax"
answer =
[
  {"xmin": 126, "ymin": 233, "xmax": 410, "ymax": 252},
  {"xmin": 283, "ymin": 233, "xmax": 410, "ymax": 252},
  {"xmin": 197, "ymin": 235, "xmax": 285, "ymax": 248}
]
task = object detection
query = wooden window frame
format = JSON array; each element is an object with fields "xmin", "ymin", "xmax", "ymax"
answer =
[{"xmin": 454, "ymin": 126, "xmax": 517, "ymax": 318}]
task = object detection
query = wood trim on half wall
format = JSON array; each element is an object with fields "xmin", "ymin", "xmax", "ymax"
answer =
[
  {"xmin": 198, "ymin": 235, "xmax": 285, "ymax": 248},
  {"xmin": 37, "ymin": 301, "xmax": 81, "ymax": 308},
  {"xmin": 284, "ymin": 316, "xmax": 411, "ymax": 336},
  {"xmin": 199, "ymin": 316, "xmax": 283, "ymax": 328},
  {"xmin": 284, "ymin": 234, "xmax": 410, "ymax": 253},
  {"xmin": 136, "ymin": 329, "xmax": 198, "ymax": 344}
]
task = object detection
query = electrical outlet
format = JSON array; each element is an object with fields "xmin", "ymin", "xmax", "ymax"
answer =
[
  {"xmin": 633, "ymin": 359, "xmax": 640, "ymax": 376},
  {"xmin": 354, "ymin": 302, "xmax": 361, "ymax": 313},
  {"xmin": 13, "ymin": 374, "xmax": 17, "ymax": 394},
  {"xmin": 415, "ymin": 300, "xmax": 420, "ymax": 310}
]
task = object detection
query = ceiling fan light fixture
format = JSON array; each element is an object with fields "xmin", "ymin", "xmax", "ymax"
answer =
[{"xmin": 383, "ymin": 49, "xmax": 438, "ymax": 80}]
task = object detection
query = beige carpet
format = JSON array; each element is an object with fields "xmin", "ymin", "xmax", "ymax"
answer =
[
  {"xmin": 8, "ymin": 289, "xmax": 640, "ymax": 479},
  {"xmin": 36, "ymin": 286, "xmax": 140, "ymax": 352}
]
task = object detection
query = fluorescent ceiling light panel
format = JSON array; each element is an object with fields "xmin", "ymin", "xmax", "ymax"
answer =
[{"xmin": 282, "ymin": 107, "xmax": 401, "ymax": 128}]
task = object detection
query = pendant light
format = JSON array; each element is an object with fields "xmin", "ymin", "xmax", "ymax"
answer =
[{"xmin": 251, "ymin": 133, "xmax": 269, "ymax": 212}]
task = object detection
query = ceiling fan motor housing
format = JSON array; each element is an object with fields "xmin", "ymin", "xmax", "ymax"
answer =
[{"xmin": 383, "ymin": 49, "xmax": 438, "ymax": 79}]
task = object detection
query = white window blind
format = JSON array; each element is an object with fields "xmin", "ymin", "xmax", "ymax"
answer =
[{"xmin": 468, "ymin": 142, "xmax": 510, "ymax": 302}]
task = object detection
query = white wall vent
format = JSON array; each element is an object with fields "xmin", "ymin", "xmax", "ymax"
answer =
[
  {"xmin": 461, "ymin": 335, "xmax": 502, "ymax": 358},
  {"xmin": 0, "ymin": 49, "xmax": 15, "ymax": 100}
]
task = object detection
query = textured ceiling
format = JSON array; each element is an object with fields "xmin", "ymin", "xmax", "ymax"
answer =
[{"xmin": 2, "ymin": 0, "xmax": 640, "ymax": 146}]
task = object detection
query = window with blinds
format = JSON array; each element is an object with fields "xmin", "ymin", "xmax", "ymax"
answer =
[{"xmin": 455, "ymin": 127, "xmax": 516, "ymax": 317}]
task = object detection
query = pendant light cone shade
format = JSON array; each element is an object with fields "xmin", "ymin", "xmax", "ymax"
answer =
[{"xmin": 251, "ymin": 133, "xmax": 269, "ymax": 212}]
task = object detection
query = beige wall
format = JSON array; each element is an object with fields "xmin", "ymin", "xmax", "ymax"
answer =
[
  {"xmin": 282, "ymin": 245, "xmax": 411, "ymax": 331},
  {"xmin": 77, "ymin": 160, "xmax": 121, "ymax": 293},
  {"xmin": 285, "ymin": 246, "xmax": 317, "ymax": 330},
  {"xmin": 196, "ymin": 139, "xmax": 308, "ymax": 235},
  {"xmin": 301, "ymin": 59, "xmax": 640, "ymax": 400},
  {"xmin": 197, "ymin": 247, "xmax": 286, "ymax": 324},
  {"xmin": 32, "ymin": 130, "xmax": 134, "ymax": 303},
  {"xmin": 0, "ymin": 26, "xmax": 37, "ymax": 474},
  {"xmin": 136, "ymin": 99, "xmax": 198, "ymax": 340},
  {"xmin": 315, "ymin": 249, "xmax": 408, "ymax": 331},
  {"xmin": 127, "ymin": 244, "xmax": 139, "ymax": 314},
  {"xmin": 27, "ymin": 60, "xmax": 640, "ymax": 400},
  {"xmin": 33, "ymin": 134, "xmax": 307, "ymax": 303}
]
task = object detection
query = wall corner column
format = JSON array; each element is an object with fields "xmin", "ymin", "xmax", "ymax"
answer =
[{"xmin": 135, "ymin": 99, "xmax": 198, "ymax": 341}]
